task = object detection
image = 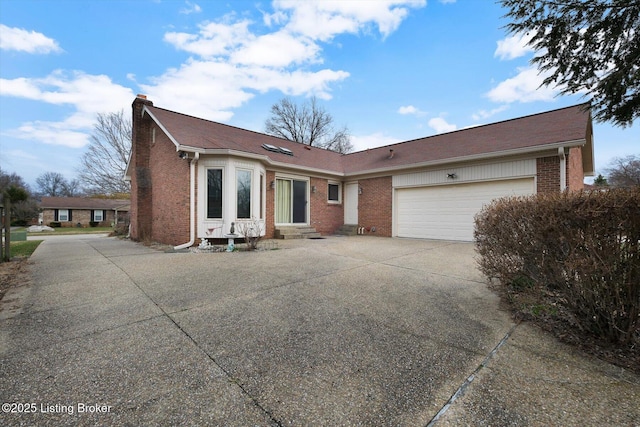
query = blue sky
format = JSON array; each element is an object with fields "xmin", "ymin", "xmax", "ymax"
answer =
[{"xmin": 1, "ymin": 0, "xmax": 637, "ymax": 188}]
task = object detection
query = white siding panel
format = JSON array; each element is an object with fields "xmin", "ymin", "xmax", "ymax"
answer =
[
  {"xmin": 396, "ymin": 178, "xmax": 534, "ymax": 241},
  {"xmin": 393, "ymin": 159, "xmax": 536, "ymax": 188}
]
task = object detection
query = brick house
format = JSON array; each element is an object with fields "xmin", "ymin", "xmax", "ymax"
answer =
[
  {"xmin": 125, "ymin": 95, "xmax": 594, "ymax": 248},
  {"xmin": 41, "ymin": 197, "xmax": 130, "ymax": 227}
]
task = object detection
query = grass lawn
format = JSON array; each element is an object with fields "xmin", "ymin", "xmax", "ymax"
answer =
[
  {"xmin": 27, "ymin": 226, "xmax": 114, "ymax": 236},
  {"xmin": 8, "ymin": 240, "xmax": 43, "ymax": 257}
]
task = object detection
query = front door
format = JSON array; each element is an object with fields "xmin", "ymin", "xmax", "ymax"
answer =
[
  {"xmin": 344, "ymin": 182, "xmax": 358, "ymax": 224},
  {"xmin": 275, "ymin": 178, "xmax": 307, "ymax": 224}
]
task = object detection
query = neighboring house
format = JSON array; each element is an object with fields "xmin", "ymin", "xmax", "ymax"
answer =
[
  {"xmin": 41, "ymin": 197, "xmax": 130, "ymax": 227},
  {"xmin": 125, "ymin": 95, "xmax": 594, "ymax": 247}
]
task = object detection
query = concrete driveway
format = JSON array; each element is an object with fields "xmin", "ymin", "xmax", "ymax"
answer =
[{"xmin": 1, "ymin": 235, "xmax": 638, "ymax": 426}]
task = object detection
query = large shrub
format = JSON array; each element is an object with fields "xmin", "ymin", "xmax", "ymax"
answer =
[{"xmin": 475, "ymin": 188, "xmax": 640, "ymax": 345}]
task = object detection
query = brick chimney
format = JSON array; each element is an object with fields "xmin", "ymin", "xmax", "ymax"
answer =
[{"xmin": 130, "ymin": 95, "xmax": 154, "ymax": 241}]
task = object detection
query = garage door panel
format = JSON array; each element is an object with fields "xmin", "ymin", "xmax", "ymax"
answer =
[{"xmin": 396, "ymin": 178, "xmax": 534, "ymax": 241}]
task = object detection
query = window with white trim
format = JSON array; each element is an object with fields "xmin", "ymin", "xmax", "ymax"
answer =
[
  {"xmin": 328, "ymin": 182, "xmax": 341, "ymax": 203},
  {"xmin": 58, "ymin": 209, "xmax": 70, "ymax": 222},
  {"xmin": 93, "ymin": 210, "xmax": 104, "ymax": 222},
  {"xmin": 207, "ymin": 169, "xmax": 223, "ymax": 219},
  {"xmin": 236, "ymin": 169, "xmax": 252, "ymax": 219}
]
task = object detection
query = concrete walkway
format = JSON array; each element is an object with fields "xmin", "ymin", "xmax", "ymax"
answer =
[{"xmin": 1, "ymin": 235, "xmax": 638, "ymax": 426}]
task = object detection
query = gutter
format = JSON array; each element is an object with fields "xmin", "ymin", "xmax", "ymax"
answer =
[
  {"xmin": 174, "ymin": 152, "xmax": 199, "ymax": 250},
  {"xmin": 558, "ymin": 146, "xmax": 567, "ymax": 191}
]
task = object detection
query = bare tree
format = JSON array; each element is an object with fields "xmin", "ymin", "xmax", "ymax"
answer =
[
  {"xmin": 78, "ymin": 110, "xmax": 132, "ymax": 195},
  {"xmin": 35, "ymin": 171, "xmax": 81, "ymax": 197},
  {"xmin": 604, "ymin": 154, "xmax": 640, "ymax": 188},
  {"xmin": 265, "ymin": 97, "xmax": 353, "ymax": 154}
]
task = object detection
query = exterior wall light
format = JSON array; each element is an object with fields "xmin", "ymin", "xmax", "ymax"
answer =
[
  {"xmin": 447, "ymin": 173, "xmax": 457, "ymax": 179},
  {"xmin": 271, "ymin": 180, "xmax": 275, "ymax": 189},
  {"xmin": 358, "ymin": 186, "xmax": 363, "ymax": 195}
]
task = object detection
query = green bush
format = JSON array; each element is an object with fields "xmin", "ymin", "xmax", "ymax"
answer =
[
  {"xmin": 475, "ymin": 188, "xmax": 640, "ymax": 345},
  {"xmin": 49, "ymin": 221, "xmax": 61, "ymax": 228},
  {"xmin": 10, "ymin": 219, "xmax": 28, "ymax": 227},
  {"xmin": 89, "ymin": 221, "xmax": 99, "ymax": 227}
]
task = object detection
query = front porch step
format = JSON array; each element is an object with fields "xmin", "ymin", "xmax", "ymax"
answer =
[
  {"xmin": 275, "ymin": 226, "xmax": 321, "ymax": 239},
  {"xmin": 335, "ymin": 224, "xmax": 358, "ymax": 236}
]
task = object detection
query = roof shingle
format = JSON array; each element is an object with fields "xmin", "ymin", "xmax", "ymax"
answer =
[{"xmin": 144, "ymin": 103, "xmax": 591, "ymax": 176}]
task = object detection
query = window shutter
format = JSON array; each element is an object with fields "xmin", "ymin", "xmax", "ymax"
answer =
[
  {"xmin": 54, "ymin": 209, "xmax": 59, "ymax": 221},
  {"xmin": 69, "ymin": 210, "xmax": 73, "ymax": 221},
  {"xmin": 91, "ymin": 210, "xmax": 95, "ymax": 221}
]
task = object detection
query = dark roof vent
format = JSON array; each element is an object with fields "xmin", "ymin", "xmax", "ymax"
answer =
[
  {"xmin": 262, "ymin": 143, "xmax": 293, "ymax": 156},
  {"xmin": 262, "ymin": 143, "xmax": 280, "ymax": 153}
]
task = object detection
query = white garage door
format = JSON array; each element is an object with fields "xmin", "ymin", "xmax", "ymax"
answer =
[{"xmin": 396, "ymin": 178, "xmax": 534, "ymax": 241}]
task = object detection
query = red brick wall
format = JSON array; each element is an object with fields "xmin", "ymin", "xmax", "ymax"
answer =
[
  {"xmin": 149, "ymin": 127, "xmax": 191, "ymax": 246},
  {"xmin": 358, "ymin": 176, "xmax": 392, "ymax": 237},
  {"xmin": 265, "ymin": 170, "xmax": 276, "ymax": 238},
  {"xmin": 309, "ymin": 177, "xmax": 344, "ymax": 235},
  {"xmin": 536, "ymin": 156, "xmax": 560, "ymax": 194},
  {"xmin": 566, "ymin": 146, "xmax": 584, "ymax": 191},
  {"xmin": 130, "ymin": 96, "xmax": 153, "ymax": 241}
]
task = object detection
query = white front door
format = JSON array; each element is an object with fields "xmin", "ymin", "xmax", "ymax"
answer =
[{"xmin": 344, "ymin": 182, "xmax": 358, "ymax": 224}]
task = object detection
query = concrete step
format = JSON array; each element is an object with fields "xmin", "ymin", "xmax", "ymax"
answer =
[
  {"xmin": 335, "ymin": 224, "xmax": 358, "ymax": 236},
  {"xmin": 275, "ymin": 226, "xmax": 321, "ymax": 239}
]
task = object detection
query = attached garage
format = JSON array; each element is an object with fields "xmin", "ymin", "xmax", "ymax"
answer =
[{"xmin": 395, "ymin": 178, "xmax": 535, "ymax": 241}]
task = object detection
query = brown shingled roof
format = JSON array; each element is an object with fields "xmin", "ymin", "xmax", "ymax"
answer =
[
  {"xmin": 342, "ymin": 103, "xmax": 592, "ymax": 174},
  {"xmin": 143, "ymin": 103, "xmax": 592, "ymax": 176},
  {"xmin": 41, "ymin": 197, "xmax": 130, "ymax": 210},
  {"xmin": 146, "ymin": 106, "xmax": 345, "ymax": 174}
]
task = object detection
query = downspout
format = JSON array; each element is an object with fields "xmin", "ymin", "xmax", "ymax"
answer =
[
  {"xmin": 174, "ymin": 152, "xmax": 199, "ymax": 250},
  {"xmin": 558, "ymin": 147, "xmax": 567, "ymax": 191}
]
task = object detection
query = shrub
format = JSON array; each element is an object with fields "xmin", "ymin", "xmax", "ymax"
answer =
[
  {"xmin": 49, "ymin": 221, "xmax": 61, "ymax": 228},
  {"xmin": 110, "ymin": 224, "xmax": 129, "ymax": 237},
  {"xmin": 235, "ymin": 218, "xmax": 264, "ymax": 251},
  {"xmin": 10, "ymin": 219, "xmax": 28, "ymax": 227},
  {"xmin": 475, "ymin": 188, "xmax": 640, "ymax": 345},
  {"xmin": 89, "ymin": 221, "xmax": 99, "ymax": 227}
]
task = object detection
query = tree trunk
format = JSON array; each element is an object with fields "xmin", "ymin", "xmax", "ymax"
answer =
[{"xmin": 3, "ymin": 199, "xmax": 10, "ymax": 262}]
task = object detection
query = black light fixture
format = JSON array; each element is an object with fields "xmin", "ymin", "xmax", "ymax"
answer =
[
  {"xmin": 178, "ymin": 151, "xmax": 189, "ymax": 160},
  {"xmin": 358, "ymin": 186, "xmax": 363, "ymax": 195},
  {"xmin": 271, "ymin": 180, "xmax": 275, "ymax": 189},
  {"xmin": 447, "ymin": 173, "xmax": 457, "ymax": 179}
]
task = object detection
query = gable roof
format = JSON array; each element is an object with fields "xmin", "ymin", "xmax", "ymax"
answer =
[
  {"xmin": 145, "ymin": 106, "xmax": 345, "ymax": 174},
  {"xmin": 139, "ymin": 102, "xmax": 593, "ymax": 177},
  {"xmin": 343, "ymin": 103, "xmax": 593, "ymax": 174},
  {"xmin": 41, "ymin": 197, "xmax": 130, "ymax": 210}
]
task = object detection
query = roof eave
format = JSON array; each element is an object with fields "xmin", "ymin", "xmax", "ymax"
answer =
[
  {"xmin": 345, "ymin": 139, "xmax": 588, "ymax": 177},
  {"xmin": 143, "ymin": 106, "xmax": 181, "ymax": 149},
  {"xmin": 176, "ymin": 145, "xmax": 346, "ymax": 177}
]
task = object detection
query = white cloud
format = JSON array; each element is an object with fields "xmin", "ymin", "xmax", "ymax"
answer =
[
  {"xmin": 180, "ymin": 1, "xmax": 202, "ymax": 15},
  {"xmin": 275, "ymin": 0, "xmax": 426, "ymax": 41},
  {"xmin": 486, "ymin": 66, "xmax": 559, "ymax": 103},
  {"xmin": 471, "ymin": 105, "xmax": 509, "ymax": 121},
  {"xmin": 0, "ymin": 24, "xmax": 62, "ymax": 54},
  {"xmin": 428, "ymin": 117, "xmax": 457, "ymax": 133},
  {"xmin": 0, "ymin": 71, "xmax": 134, "ymax": 147},
  {"xmin": 230, "ymin": 31, "xmax": 320, "ymax": 67},
  {"xmin": 164, "ymin": 19, "xmax": 252, "ymax": 58},
  {"xmin": 495, "ymin": 32, "xmax": 535, "ymax": 60},
  {"xmin": 398, "ymin": 105, "xmax": 427, "ymax": 116},
  {"xmin": 151, "ymin": 1, "xmax": 425, "ymax": 118},
  {"xmin": 351, "ymin": 132, "xmax": 401, "ymax": 152}
]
